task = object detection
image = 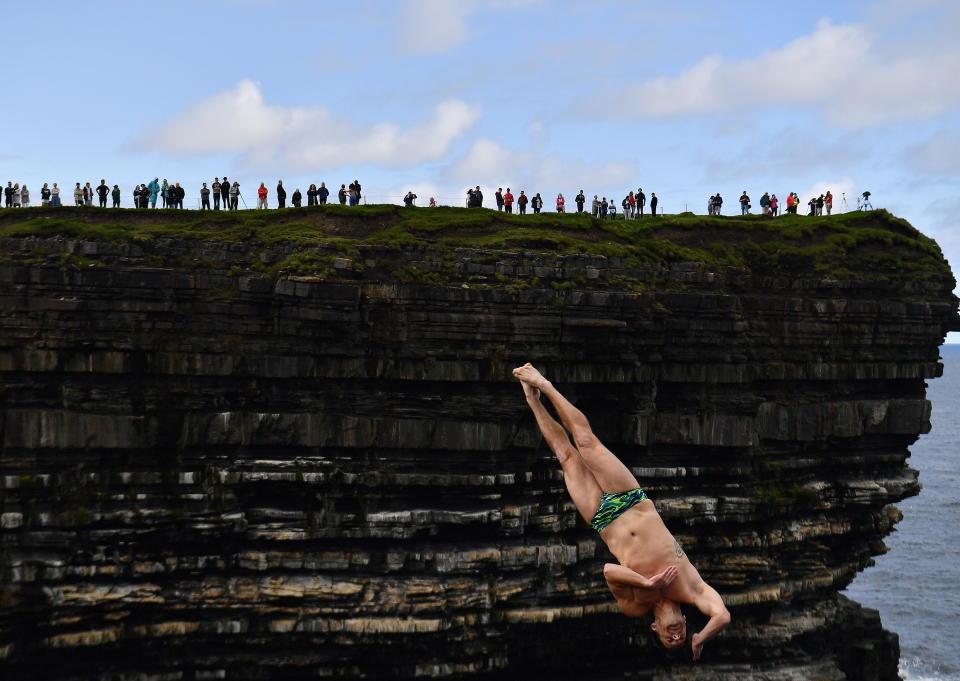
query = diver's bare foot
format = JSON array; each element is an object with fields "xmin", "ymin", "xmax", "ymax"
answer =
[
  {"xmin": 520, "ymin": 380, "xmax": 541, "ymax": 402},
  {"xmin": 512, "ymin": 363, "xmax": 549, "ymax": 389}
]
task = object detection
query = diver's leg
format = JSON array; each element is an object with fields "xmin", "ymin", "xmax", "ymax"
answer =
[
  {"xmin": 514, "ymin": 363, "xmax": 639, "ymax": 493},
  {"xmin": 521, "ymin": 382, "xmax": 602, "ymax": 524}
]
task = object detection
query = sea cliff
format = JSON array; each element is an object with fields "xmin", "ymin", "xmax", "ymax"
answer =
[{"xmin": 0, "ymin": 206, "xmax": 957, "ymax": 680}]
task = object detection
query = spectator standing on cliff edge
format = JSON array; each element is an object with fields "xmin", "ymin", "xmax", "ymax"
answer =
[
  {"xmin": 221, "ymin": 177, "xmax": 231, "ymax": 209},
  {"xmin": 760, "ymin": 192, "xmax": 771, "ymax": 215},
  {"xmin": 96, "ymin": 180, "xmax": 109, "ymax": 208},
  {"xmin": 651, "ymin": 193, "xmax": 659, "ymax": 216},
  {"xmin": 148, "ymin": 178, "xmax": 160, "ymax": 208},
  {"xmin": 276, "ymin": 181, "xmax": 286, "ymax": 209},
  {"xmin": 257, "ymin": 183, "xmax": 268, "ymax": 209},
  {"xmin": 512, "ymin": 363, "xmax": 730, "ymax": 661}
]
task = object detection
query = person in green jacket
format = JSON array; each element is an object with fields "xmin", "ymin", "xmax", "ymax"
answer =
[{"xmin": 111, "ymin": 185, "xmax": 121, "ymax": 208}]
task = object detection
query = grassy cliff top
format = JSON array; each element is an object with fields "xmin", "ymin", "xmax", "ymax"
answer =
[{"xmin": 0, "ymin": 204, "xmax": 952, "ymax": 285}]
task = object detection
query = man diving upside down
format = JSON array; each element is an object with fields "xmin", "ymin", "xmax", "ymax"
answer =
[{"xmin": 512, "ymin": 363, "xmax": 730, "ymax": 660}]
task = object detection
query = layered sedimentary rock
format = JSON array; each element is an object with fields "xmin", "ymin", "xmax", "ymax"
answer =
[{"xmin": 0, "ymin": 217, "xmax": 957, "ymax": 680}]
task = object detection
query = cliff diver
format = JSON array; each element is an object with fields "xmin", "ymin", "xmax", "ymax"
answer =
[{"xmin": 513, "ymin": 363, "xmax": 730, "ymax": 660}]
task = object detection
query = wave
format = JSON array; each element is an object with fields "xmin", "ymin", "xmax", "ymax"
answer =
[
  {"xmin": 900, "ymin": 655, "xmax": 958, "ymax": 681},
  {"xmin": 901, "ymin": 672, "xmax": 957, "ymax": 681}
]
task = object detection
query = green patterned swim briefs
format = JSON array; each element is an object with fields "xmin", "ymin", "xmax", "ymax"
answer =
[{"xmin": 590, "ymin": 488, "xmax": 648, "ymax": 532}]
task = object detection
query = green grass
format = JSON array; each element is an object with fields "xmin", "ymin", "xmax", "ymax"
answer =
[{"xmin": 0, "ymin": 205, "xmax": 952, "ymax": 286}]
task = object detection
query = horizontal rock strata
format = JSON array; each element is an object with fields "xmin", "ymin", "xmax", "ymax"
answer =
[{"xmin": 0, "ymin": 233, "xmax": 957, "ymax": 680}]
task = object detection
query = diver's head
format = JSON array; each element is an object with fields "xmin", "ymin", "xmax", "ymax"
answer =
[{"xmin": 650, "ymin": 599, "xmax": 686, "ymax": 649}]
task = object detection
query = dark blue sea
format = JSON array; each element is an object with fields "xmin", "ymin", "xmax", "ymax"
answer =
[{"xmin": 845, "ymin": 344, "xmax": 959, "ymax": 681}]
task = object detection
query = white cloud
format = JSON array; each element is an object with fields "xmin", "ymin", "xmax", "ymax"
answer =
[
  {"xmin": 448, "ymin": 138, "xmax": 534, "ymax": 185},
  {"xmin": 531, "ymin": 155, "xmax": 635, "ymax": 193},
  {"xmin": 141, "ymin": 80, "xmax": 481, "ymax": 171},
  {"xmin": 399, "ymin": 0, "xmax": 471, "ymax": 55},
  {"xmin": 360, "ymin": 180, "xmax": 447, "ymax": 206},
  {"xmin": 446, "ymin": 137, "xmax": 635, "ymax": 197},
  {"xmin": 398, "ymin": 0, "xmax": 544, "ymax": 55},
  {"xmin": 796, "ymin": 178, "xmax": 859, "ymax": 214},
  {"xmin": 574, "ymin": 17, "xmax": 960, "ymax": 128}
]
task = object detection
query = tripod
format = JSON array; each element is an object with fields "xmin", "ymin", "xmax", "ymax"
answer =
[{"xmin": 840, "ymin": 193, "xmax": 849, "ymax": 212}]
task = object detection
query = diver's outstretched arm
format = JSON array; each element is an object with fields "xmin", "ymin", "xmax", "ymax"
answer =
[{"xmin": 689, "ymin": 582, "xmax": 731, "ymax": 661}]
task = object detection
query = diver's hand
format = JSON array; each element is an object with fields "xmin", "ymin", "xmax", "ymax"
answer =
[
  {"xmin": 691, "ymin": 632, "xmax": 705, "ymax": 661},
  {"xmin": 648, "ymin": 566, "xmax": 678, "ymax": 589}
]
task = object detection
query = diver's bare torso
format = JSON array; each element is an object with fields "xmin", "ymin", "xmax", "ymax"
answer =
[{"xmin": 600, "ymin": 500, "xmax": 704, "ymax": 613}]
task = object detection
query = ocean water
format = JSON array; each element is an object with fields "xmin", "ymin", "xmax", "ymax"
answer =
[{"xmin": 844, "ymin": 344, "xmax": 960, "ymax": 681}]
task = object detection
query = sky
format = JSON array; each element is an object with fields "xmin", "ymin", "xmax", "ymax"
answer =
[{"xmin": 2, "ymin": 0, "xmax": 958, "ymax": 342}]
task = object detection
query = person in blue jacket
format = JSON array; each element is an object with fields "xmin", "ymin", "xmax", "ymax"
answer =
[{"xmin": 147, "ymin": 178, "xmax": 161, "ymax": 209}]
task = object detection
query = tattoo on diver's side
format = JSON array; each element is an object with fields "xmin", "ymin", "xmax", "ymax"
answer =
[{"xmin": 675, "ymin": 540, "xmax": 685, "ymax": 559}]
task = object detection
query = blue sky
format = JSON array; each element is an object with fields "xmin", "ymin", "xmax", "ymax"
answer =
[{"xmin": 3, "ymin": 0, "xmax": 958, "ymax": 341}]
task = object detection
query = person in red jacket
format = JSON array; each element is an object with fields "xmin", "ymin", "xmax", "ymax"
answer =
[
  {"xmin": 518, "ymin": 190, "xmax": 528, "ymax": 214},
  {"xmin": 257, "ymin": 182, "xmax": 269, "ymax": 210},
  {"xmin": 824, "ymin": 191, "xmax": 833, "ymax": 215},
  {"xmin": 556, "ymin": 193, "xmax": 565, "ymax": 212},
  {"xmin": 503, "ymin": 188, "xmax": 515, "ymax": 213}
]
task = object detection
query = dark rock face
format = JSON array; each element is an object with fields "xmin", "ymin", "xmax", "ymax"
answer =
[{"xmin": 0, "ymin": 236, "xmax": 956, "ymax": 680}]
